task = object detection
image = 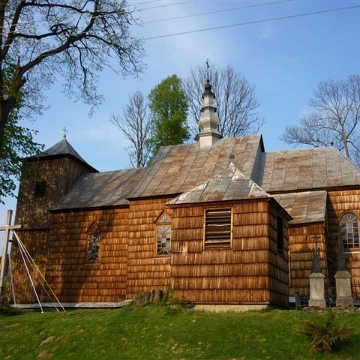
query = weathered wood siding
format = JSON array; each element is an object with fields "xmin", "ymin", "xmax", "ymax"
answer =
[
  {"xmin": 16, "ymin": 156, "xmax": 94, "ymax": 229},
  {"xmin": 328, "ymin": 189, "xmax": 360, "ymax": 300},
  {"xmin": 170, "ymin": 200, "xmax": 289, "ymax": 307},
  {"xmin": 288, "ymin": 223, "xmax": 328, "ymax": 298},
  {"xmin": 126, "ymin": 198, "xmax": 173, "ymax": 298},
  {"xmin": 45, "ymin": 209, "xmax": 129, "ymax": 302},
  {"xmin": 9, "ymin": 230, "xmax": 48, "ymax": 303}
]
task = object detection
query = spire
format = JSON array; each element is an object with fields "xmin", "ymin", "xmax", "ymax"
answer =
[{"xmin": 196, "ymin": 79, "xmax": 222, "ymax": 148}]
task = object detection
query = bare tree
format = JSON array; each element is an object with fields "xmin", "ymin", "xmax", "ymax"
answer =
[
  {"xmin": 183, "ymin": 62, "xmax": 263, "ymax": 138},
  {"xmin": 0, "ymin": 0, "xmax": 144, "ymax": 151},
  {"xmin": 111, "ymin": 91, "xmax": 151, "ymax": 168},
  {"xmin": 281, "ymin": 75, "xmax": 360, "ymax": 165}
]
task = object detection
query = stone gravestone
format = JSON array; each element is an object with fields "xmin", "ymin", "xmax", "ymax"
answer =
[
  {"xmin": 294, "ymin": 288, "xmax": 301, "ymax": 310},
  {"xmin": 335, "ymin": 247, "xmax": 353, "ymax": 307},
  {"xmin": 308, "ymin": 248, "xmax": 326, "ymax": 308}
]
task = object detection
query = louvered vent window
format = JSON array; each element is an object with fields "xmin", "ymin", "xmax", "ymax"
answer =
[{"xmin": 205, "ymin": 209, "xmax": 231, "ymax": 248}]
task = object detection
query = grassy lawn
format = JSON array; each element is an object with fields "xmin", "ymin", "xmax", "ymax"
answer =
[{"xmin": 0, "ymin": 305, "xmax": 360, "ymax": 359}]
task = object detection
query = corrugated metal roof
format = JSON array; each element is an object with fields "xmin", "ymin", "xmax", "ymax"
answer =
[
  {"xmin": 51, "ymin": 168, "xmax": 145, "ymax": 211},
  {"xmin": 167, "ymin": 162, "xmax": 270, "ymax": 205},
  {"xmin": 273, "ymin": 191, "xmax": 327, "ymax": 224}
]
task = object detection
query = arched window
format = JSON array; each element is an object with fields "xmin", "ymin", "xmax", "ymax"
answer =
[
  {"xmin": 341, "ymin": 213, "xmax": 359, "ymax": 249},
  {"xmin": 86, "ymin": 222, "xmax": 101, "ymax": 263},
  {"xmin": 156, "ymin": 213, "xmax": 171, "ymax": 256}
]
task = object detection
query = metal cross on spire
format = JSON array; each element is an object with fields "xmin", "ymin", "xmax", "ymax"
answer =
[
  {"xmin": 205, "ymin": 59, "xmax": 210, "ymax": 81},
  {"xmin": 63, "ymin": 127, "xmax": 68, "ymax": 138}
]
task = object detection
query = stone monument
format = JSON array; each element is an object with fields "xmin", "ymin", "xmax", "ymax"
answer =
[
  {"xmin": 335, "ymin": 247, "xmax": 353, "ymax": 307},
  {"xmin": 308, "ymin": 247, "xmax": 326, "ymax": 308}
]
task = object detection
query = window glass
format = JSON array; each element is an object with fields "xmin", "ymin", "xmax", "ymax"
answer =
[
  {"xmin": 157, "ymin": 225, "xmax": 171, "ymax": 255},
  {"xmin": 86, "ymin": 222, "xmax": 101, "ymax": 263},
  {"xmin": 156, "ymin": 213, "xmax": 171, "ymax": 256},
  {"xmin": 88, "ymin": 234, "xmax": 100, "ymax": 262},
  {"xmin": 341, "ymin": 213, "xmax": 359, "ymax": 249}
]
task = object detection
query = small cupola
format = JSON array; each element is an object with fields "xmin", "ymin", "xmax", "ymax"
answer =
[{"xmin": 196, "ymin": 80, "xmax": 222, "ymax": 148}]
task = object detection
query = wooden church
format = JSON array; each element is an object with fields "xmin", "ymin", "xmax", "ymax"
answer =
[{"xmin": 8, "ymin": 80, "xmax": 360, "ymax": 309}]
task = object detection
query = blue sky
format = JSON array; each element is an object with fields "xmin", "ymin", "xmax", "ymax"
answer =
[{"xmin": 1, "ymin": 0, "xmax": 360, "ymax": 226}]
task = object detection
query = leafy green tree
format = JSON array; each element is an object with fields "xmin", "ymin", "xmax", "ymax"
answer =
[
  {"xmin": 0, "ymin": 67, "xmax": 43, "ymax": 202},
  {"xmin": 0, "ymin": 66, "xmax": 43, "ymax": 203},
  {"xmin": 0, "ymin": 114, "xmax": 43, "ymax": 202},
  {"xmin": 147, "ymin": 75, "xmax": 190, "ymax": 160}
]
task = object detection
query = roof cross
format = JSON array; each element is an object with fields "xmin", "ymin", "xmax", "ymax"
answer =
[{"xmin": 205, "ymin": 59, "xmax": 210, "ymax": 81}]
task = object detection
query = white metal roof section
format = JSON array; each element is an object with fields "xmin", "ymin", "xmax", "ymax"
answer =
[{"xmin": 167, "ymin": 162, "xmax": 270, "ymax": 205}]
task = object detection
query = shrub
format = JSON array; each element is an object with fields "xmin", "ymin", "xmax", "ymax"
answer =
[
  {"xmin": 302, "ymin": 310, "xmax": 354, "ymax": 354},
  {"xmin": 161, "ymin": 287, "xmax": 194, "ymax": 314},
  {"xmin": 0, "ymin": 305, "xmax": 22, "ymax": 316}
]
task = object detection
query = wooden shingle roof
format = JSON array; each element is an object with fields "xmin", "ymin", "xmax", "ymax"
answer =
[
  {"xmin": 49, "ymin": 134, "xmax": 360, "ymax": 222},
  {"xmin": 129, "ymin": 135, "xmax": 264, "ymax": 199},
  {"xmin": 51, "ymin": 168, "xmax": 145, "ymax": 211},
  {"xmin": 273, "ymin": 191, "xmax": 327, "ymax": 224},
  {"xmin": 29, "ymin": 136, "xmax": 97, "ymax": 172},
  {"xmin": 260, "ymin": 147, "xmax": 360, "ymax": 193}
]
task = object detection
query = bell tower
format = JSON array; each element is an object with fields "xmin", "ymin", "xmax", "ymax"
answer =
[
  {"xmin": 15, "ymin": 135, "xmax": 97, "ymax": 229},
  {"xmin": 196, "ymin": 80, "xmax": 222, "ymax": 148}
]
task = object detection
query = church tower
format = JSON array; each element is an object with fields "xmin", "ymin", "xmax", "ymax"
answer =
[
  {"xmin": 11, "ymin": 135, "xmax": 97, "ymax": 303},
  {"xmin": 15, "ymin": 135, "xmax": 97, "ymax": 228},
  {"xmin": 196, "ymin": 80, "xmax": 222, "ymax": 148}
]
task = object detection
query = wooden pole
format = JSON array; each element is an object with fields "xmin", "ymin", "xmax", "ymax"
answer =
[{"xmin": 0, "ymin": 210, "xmax": 21, "ymax": 304}]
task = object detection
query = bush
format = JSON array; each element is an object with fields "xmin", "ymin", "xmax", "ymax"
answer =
[
  {"xmin": 0, "ymin": 305, "xmax": 22, "ymax": 316},
  {"xmin": 302, "ymin": 310, "xmax": 354, "ymax": 354},
  {"xmin": 161, "ymin": 287, "xmax": 194, "ymax": 314}
]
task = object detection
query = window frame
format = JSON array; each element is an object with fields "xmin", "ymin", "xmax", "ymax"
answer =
[
  {"xmin": 86, "ymin": 222, "xmax": 101, "ymax": 264},
  {"xmin": 341, "ymin": 212, "xmax": 359, "ymax": 249},
  {"xmin": 156, "ymin": 213, "xmax": 171, "ymax": 256},
  {"xmin": 204, "ymin": 208, "xmax": 232, "ymax": 249}
]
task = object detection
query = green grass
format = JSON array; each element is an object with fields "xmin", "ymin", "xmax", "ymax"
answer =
[{"xmin": 0, "ymin": 305, "xmax": 360, "ymax": 359}]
